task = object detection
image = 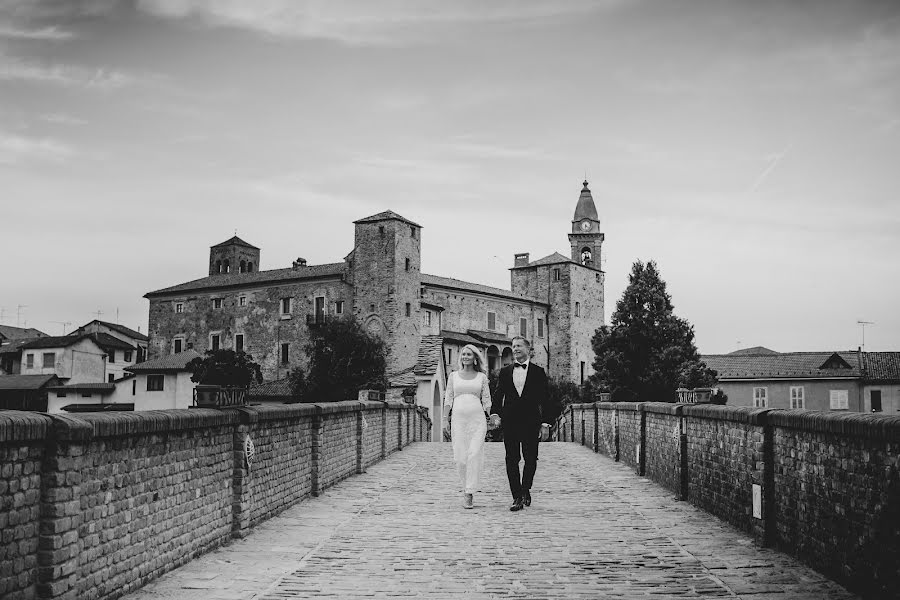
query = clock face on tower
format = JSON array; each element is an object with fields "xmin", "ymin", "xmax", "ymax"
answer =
[{"xmin": 580, "ymin": 220, "xmax": 591, "ymax": 232}]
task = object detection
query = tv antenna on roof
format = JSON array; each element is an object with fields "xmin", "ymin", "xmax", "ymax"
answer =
[
  {"xmin": 51, "ymin": 321, "xmax": 72, "ymax": 335},
  {"xmin": 857, "ymin": 320, "xmax": 874, "ymax": 350}
]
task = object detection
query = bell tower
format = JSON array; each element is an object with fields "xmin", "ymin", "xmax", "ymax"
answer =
[{"xmin": 568, "ymin": 180, "xmax": 604, "ymax": 268}]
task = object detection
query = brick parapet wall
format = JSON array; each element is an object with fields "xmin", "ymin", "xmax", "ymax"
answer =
[
  {"xmin": 556, "ymin": 402, "xmax": 900, "ymax": 599},
  {"xmin": 0, "ymin": 402, "xmax": 430, "ymax": 600}
]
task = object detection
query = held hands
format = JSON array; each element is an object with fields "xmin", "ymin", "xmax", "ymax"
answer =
[
  {"xmin": 539, "ymin": 423, "xmax": 551, "ymax": 442},
  {"xmin": 489, "ymin": 414, "xmax": 501, "ymax": 429}
]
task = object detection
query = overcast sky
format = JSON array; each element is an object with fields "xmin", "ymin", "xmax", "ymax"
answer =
[{"xmin": 2, "ymin": 0, "xmax": 898, "ymax": 354}]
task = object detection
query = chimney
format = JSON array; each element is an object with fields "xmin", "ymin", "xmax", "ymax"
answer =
[
  {"xmin": 292, "ymin": 257, "xmax": 307, "ymax": 268},
  {"xmin": 514, "ymin": 253, "xmax": 530, "ymax": 268}
]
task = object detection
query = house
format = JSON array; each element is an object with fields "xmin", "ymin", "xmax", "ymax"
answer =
[
  {"xmin": 0, "ymin": 374, "xmax": 60, "ymax": 411},
  {"xmin": 703, "ymin": 348, "xmax": 863, "ymax": 411},
  {"xmin": 860, "ymin": 351, "xmax": 900, "ymax": 414},
  {"xmin": 68, "ymin": 320, "xmax": 148, "ymax": 363},
  {"xmin": 145, "ymin": 181, "xmax": 608, "ymax": 435},
  {"xmin": 109, "ymin": 350, "xmax": 202, "ymax": 410},
  {"xmin": 18, "ymin": 333, "xmax": 137, "ymax": 384},
  {"xmin": 45, "ymin": 382, "xmax": 123, "ymax": 413},
  {"xmin": 0, "ymin": 325, "xmax": 48, "ymax": 375}
]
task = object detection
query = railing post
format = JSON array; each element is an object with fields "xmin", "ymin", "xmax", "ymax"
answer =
[
  {"xmin": 637, "ymin": 405, "xmax": 647, "ymax": 476},
  {"xmin": 311, "ymin": 405, "xmax": 323, "ymax": 497}
]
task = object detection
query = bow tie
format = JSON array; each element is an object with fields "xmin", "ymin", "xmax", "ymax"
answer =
[{"xmin": 514, "ymin": 362, "xmax": 528, "ymax": 369}]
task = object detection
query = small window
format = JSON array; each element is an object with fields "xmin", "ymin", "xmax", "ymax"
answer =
[
  {"xmin": 335, "ymin": 301, "xmax": 344, "ymax": 315},
  {"xmin": 405, "ymin": 257, "xmax": 410, "ymax": 271},
  {"xmin": 26, "ymin": 353, "xmax": 34, "ymax": 368},
  {"xmin": 43, "ymin": 353, "xmax": 55, "ymax": 368},
  {"xmin": 213, "ymin": 298, "xmax": 223, "ymax": 309},
  {"xmin": 411, "ymin": 226, "xmax": 416, "ymax": 238},
  {"xmin": 790, "ymin": 386, "xmax": 805, "ymax": 409},
  {"xmin": 405, "ymin": 302, "xmax": 411, "ymax": 317},
  {"xmin": 239, "ymin": 296, "xmax": 246, "ymax": 307},
  {"xmin": 81, "ymin": 392, "xmax": 92, "ymax": 398},
  {"xmin": 235, "ymin": 334, "xmax": 244, "ymax": 353},
  {"xmin": 580, "ymin": 361, "xmax": 585, "ymax": 384},
  {"xmin": 596, "ymin": 273, "xmax": 601, "ymax": 282},
  {"xmin": 132, "ymin": 380, "xmax": 136, "ymax": 396},
  {"xmin": 537, "ymin": 318, "xmax": 544, "ymax": 338},
  {"xmin": 239, "ymin": 260, "xmax": 246, "ymax": 273},
  {"xmin": 56, "ymin": 392, "xmax": 66, "ymax": 398},
  {"xmin": 829, "ymin": 390, "xmax": 849, "ymax": 410},
  {"xmin": 215, "ymin": 260, "xmax": 222, "ymax": 273},
  {"xmin": 210, "ymin": 333, "xmax": 221, "ymax": 351},
  {"xmin": 519, "ymin": 317, "xmax": 527, "ymax": 337},
  {"xmin": 753, "ymin": 387, "xmax": 768, "ymax": 408},
  {"xmin": 871, "ymin": 390, "xmax": 883, "ymax": 412},
  {"xmin": 108, "ymin": 350, "xmax": 115, "ymax": 363},
  {"xmin": 369, "ymin": 303, "xmax": 375, "ymax": 313},
  {"xmin": 280, "ymin": 297, "xmax": 292, "ymax": 316},
  {"xmin": 553, "ymin": 268, "xmax": 561, "ymax": 281},
  {"xmin": 147, "ymin": 374, "xmax": 164, "ymax": 391},
  {"xmin": 487, "ymin": 312, "xmax": 496, "ymax": 331},
  {"xmin": 379, "ymin": 226, "xmax": 385, "ymax": 236},
  {"xmin": 446, "ymin": 348, "xmax": 452, "ymax": 366},
  {"xmin": 175, "ymin": 302, "xmax": 184, "ymax": 313},
  {"xmin": 224, "ymin": 260, "xmax": 230, "ymax": 273},
  {"xmin": 108, "ymin": 374, "xmax": 115, "ymax": 383},
  {"xmin": 124, "ymin": 350, "xmax": 132, "ymax": 362},
  {"xmin": 247, "ymin": 262, "xmax": 254, "ymax": 272},
  {"xmin": 424, "ymin": 311, "xmax": 432, "ymax": 326},
  {"xmin": 575, "ymin": 302, "xmax": 581, "ymax": 317},
  {"xmin": 280, "ymin": 343, "xmax": 289, "ymax": 365},
  {"xmin": 173, "ymin": 338, "xmax": 183, "ymax": 354}
]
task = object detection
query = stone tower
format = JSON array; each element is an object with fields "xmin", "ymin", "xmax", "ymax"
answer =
[
  {"xmin": 568, "ymin": 180, "xmax": 604, "ymax": 268},
  {"xmin": 208, "ymin": 236, "xmax": 260, "ymax": 276},
  {"xmin": 350, "ymin": 211, "xmax": 422, "ymax": 379}
]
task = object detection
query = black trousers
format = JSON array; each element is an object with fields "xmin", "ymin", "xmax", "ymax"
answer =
[{"xmin": 503, "ymin": 426, "xmax": 539, "ymax": 499}]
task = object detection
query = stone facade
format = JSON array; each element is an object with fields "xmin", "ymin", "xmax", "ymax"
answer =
[
  {"xmin": 0, "ymin": 402, "xmax": 429, "ymax": 600},
  {"xmin": 558, "ymin": 401, "xmax": 900, "ymax": 599}
]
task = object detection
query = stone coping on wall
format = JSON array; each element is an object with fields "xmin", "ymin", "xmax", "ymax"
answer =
[
  {"xmin": 767, "ymin": 408, "xmax": 900, "ymax": 441},
  {"xmin": 0, "ymin": 401, "xmax": 428, "ymax": 444},
  {"xmin": 640, "ymin": 402, "xmax": 682, "ymax": 416},
  {"xmin": 680, "ymin": 404, "xmax": 771, "ymax": 425},
  {"xmin": 0, "ymin": 410, "xmax": 53, "ymax": 442}
]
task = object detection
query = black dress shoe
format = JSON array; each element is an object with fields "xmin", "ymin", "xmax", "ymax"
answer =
[
  {"xmin": 509, "ymin": 497, "xmax": 525, "ymax": 512},
  {"xmin": 523, "ymin": 490, "xmax": 531, "ymax": 507}
]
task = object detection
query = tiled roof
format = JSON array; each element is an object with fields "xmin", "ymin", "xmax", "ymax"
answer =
[
  {"xmin": 0, "ymin": 325, "xmax": 48, "ymax": 340},
  {"xmin": 414, "ymin": 336, "xmax": 444, "ymax": 376},
  {"xmin": 467, "ymin": 329, "xmax": 513, "ymax": 344},
  {"xmin": 389, "ymin": 370, "xmax": 417, "ymax": 387},
  {"xmin": 211, "ymin": 235, "xmax": 259, "ymax": 249},
  {"xmin": 145, "ymin": 263, "xmax": 347, "ymax": 296},
  {"xmin": 520, "ymin": 252, "xmax": 574, "ymax": 268},
  {"xmin": 421, "ymin": 273, "xmax": 546, "ymax": 304},
  {"xmin": 440, "ymin": 330, "xmax": 486, "ymax": 347},
  {"xmin": 0, "ymin": 374, "xmax": 59, "ymax": 390},
  {"xmin": 702, "ymin": 351, "xmax": 861, "ymax": 380},
  {"xmin": 72, "ymin": 320, "xmax": 148, "ymax": 342},
  {"xmin": 48, "ymin": 383, "xmax": 116, "ymax": 393},
  {"xmin": 862, "ymin": 352, "xmax": 900, "ymax": 382},
  {"xmin": 89, "ymin": 333, "xmax": 135, "ymax": 352},
  {"xmin": 727, "ymin": 346, "xmax": 779, "ymax": 356},
  {"xmin": 0, "ymin": 338, "xmax": 33, "ymax": 355},
  {"xmin": 354, "ymin": 211, "xmax": 421, "ymax": 228},
  {"xmin": 20, "ymin": 335, "xmax": 98, "ymax": 350},
  {"xmin": 249, "ymin": 378, "xmax": 293, "ymax": 398},
  {"xmin": 126, "ymin": 350, "xmax": 203, "ymax": 373}
]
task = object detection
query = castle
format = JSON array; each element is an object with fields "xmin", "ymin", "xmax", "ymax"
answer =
[{"xmin": 145, "ymin": 181, "xmax": 606, "ymax": 430}]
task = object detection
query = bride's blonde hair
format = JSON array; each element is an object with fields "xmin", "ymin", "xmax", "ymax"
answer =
[{"xmin": 457, "ymin": 344, "xmax": 486, "ymax": 374}]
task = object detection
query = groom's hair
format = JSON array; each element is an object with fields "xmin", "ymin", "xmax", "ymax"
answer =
[{"xmin": 511, "ymin": 336, "xmax": 530, "ymax": 347}]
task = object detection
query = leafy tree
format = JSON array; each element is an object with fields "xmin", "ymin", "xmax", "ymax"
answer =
[
  {"xmin": 186, "ymin": 349, "xmax": 263, "ymax": 387},
  {"xmin": 589, "ymin": 260, "xmax": 717, "ymax": 402},
  {"xmin": 291, "ymin": 317, "xmax": 388, "ymax": 403}
]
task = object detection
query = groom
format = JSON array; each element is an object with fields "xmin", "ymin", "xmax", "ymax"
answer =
[{"xmin": 490, "ymin": 336, "xmax": 554, "ymax": 512}]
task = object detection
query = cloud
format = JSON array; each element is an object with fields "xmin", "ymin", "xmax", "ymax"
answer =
[
  {"xmin": 0, "ymin": 130, "xmax": 72, "ymax": 164},
  {"xmin": 0, "ymin": 23, "xmax": 75, "ymax": 40},
  {"xmin": 136, "ymin": 0, "xmax": 613, "ymax": 45},
  {"xmin": 445, "ymin": 136, "xmax": 550, "ymax": 161},
  {"xmin": 40, "ymin": 112, "xmax": 87, "ymax": 125},
  {"xmin": 0, "ymin": 54, "xmax": 135, "ymax": 89}
]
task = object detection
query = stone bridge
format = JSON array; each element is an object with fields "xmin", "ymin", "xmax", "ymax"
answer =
[{"xmin": 0, "ymin": 401, "xmax": 896, "ymax": 599}]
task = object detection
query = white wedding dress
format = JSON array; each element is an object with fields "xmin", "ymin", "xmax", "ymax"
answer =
[{"xmin": 444, "ymin": 371, "xmax": 490, "ymax": 494}]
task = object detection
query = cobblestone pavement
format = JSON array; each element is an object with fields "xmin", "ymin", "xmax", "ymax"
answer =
[{"xmin": 122, "ymin": 443, "xmax": 859, "ymax": 600}]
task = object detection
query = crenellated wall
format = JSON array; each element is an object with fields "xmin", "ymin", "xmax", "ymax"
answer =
[
  {"xmin": 557, "ymin": 402, "xmax": 900, "ymax": 600},
  {"xmin": 0, "ymin": 401, "xmax": 430, "ymax": 600}
]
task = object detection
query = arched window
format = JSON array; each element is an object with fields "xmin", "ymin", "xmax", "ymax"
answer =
[
  {"xmin": 239, "ymin": 260, "xmax": 246, "ymax": 273},
  {"xmin": 224, "ymin": 260, "xmax": 230, "ymax": 273},
  {"xmin": 247, "ymin": 262, "xmax": 253, "ymax": 273},
  {"xmin": 580, "ymin": 247, "xmax": 592, "ymax": 265},
  {"xmin": 216, "ymin": 260, "xmax": 222, "ymax": 273}
]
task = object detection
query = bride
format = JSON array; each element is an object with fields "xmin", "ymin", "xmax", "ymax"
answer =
[{"xmin": 442, "ymin": 344, "xmax": 491, "ymax": 509}]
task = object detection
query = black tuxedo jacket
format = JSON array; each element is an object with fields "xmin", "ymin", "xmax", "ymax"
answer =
[{"xmin": 490, "ymin": 362, "xmax": 551, "ymax": 432}]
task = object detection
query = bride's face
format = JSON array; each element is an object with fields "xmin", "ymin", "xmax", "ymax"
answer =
[{"xmin": 460, "ymin": 348, "xmax": 475, "ymax": 367}]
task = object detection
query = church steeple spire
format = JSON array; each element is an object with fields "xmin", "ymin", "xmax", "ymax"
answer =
[{"xmin": 568, "ymin": 180, "xmax": 604, "ymax": 268}]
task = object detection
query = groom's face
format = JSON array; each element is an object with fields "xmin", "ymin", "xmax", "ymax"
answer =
[{"xmin": 512, "ymin": 339, "xmax": 528, "ymax": 362}]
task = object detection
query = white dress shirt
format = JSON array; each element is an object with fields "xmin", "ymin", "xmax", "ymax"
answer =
[{"xmin": 513, "ymin": 360, "xmax": 529, "ymax": 396}]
